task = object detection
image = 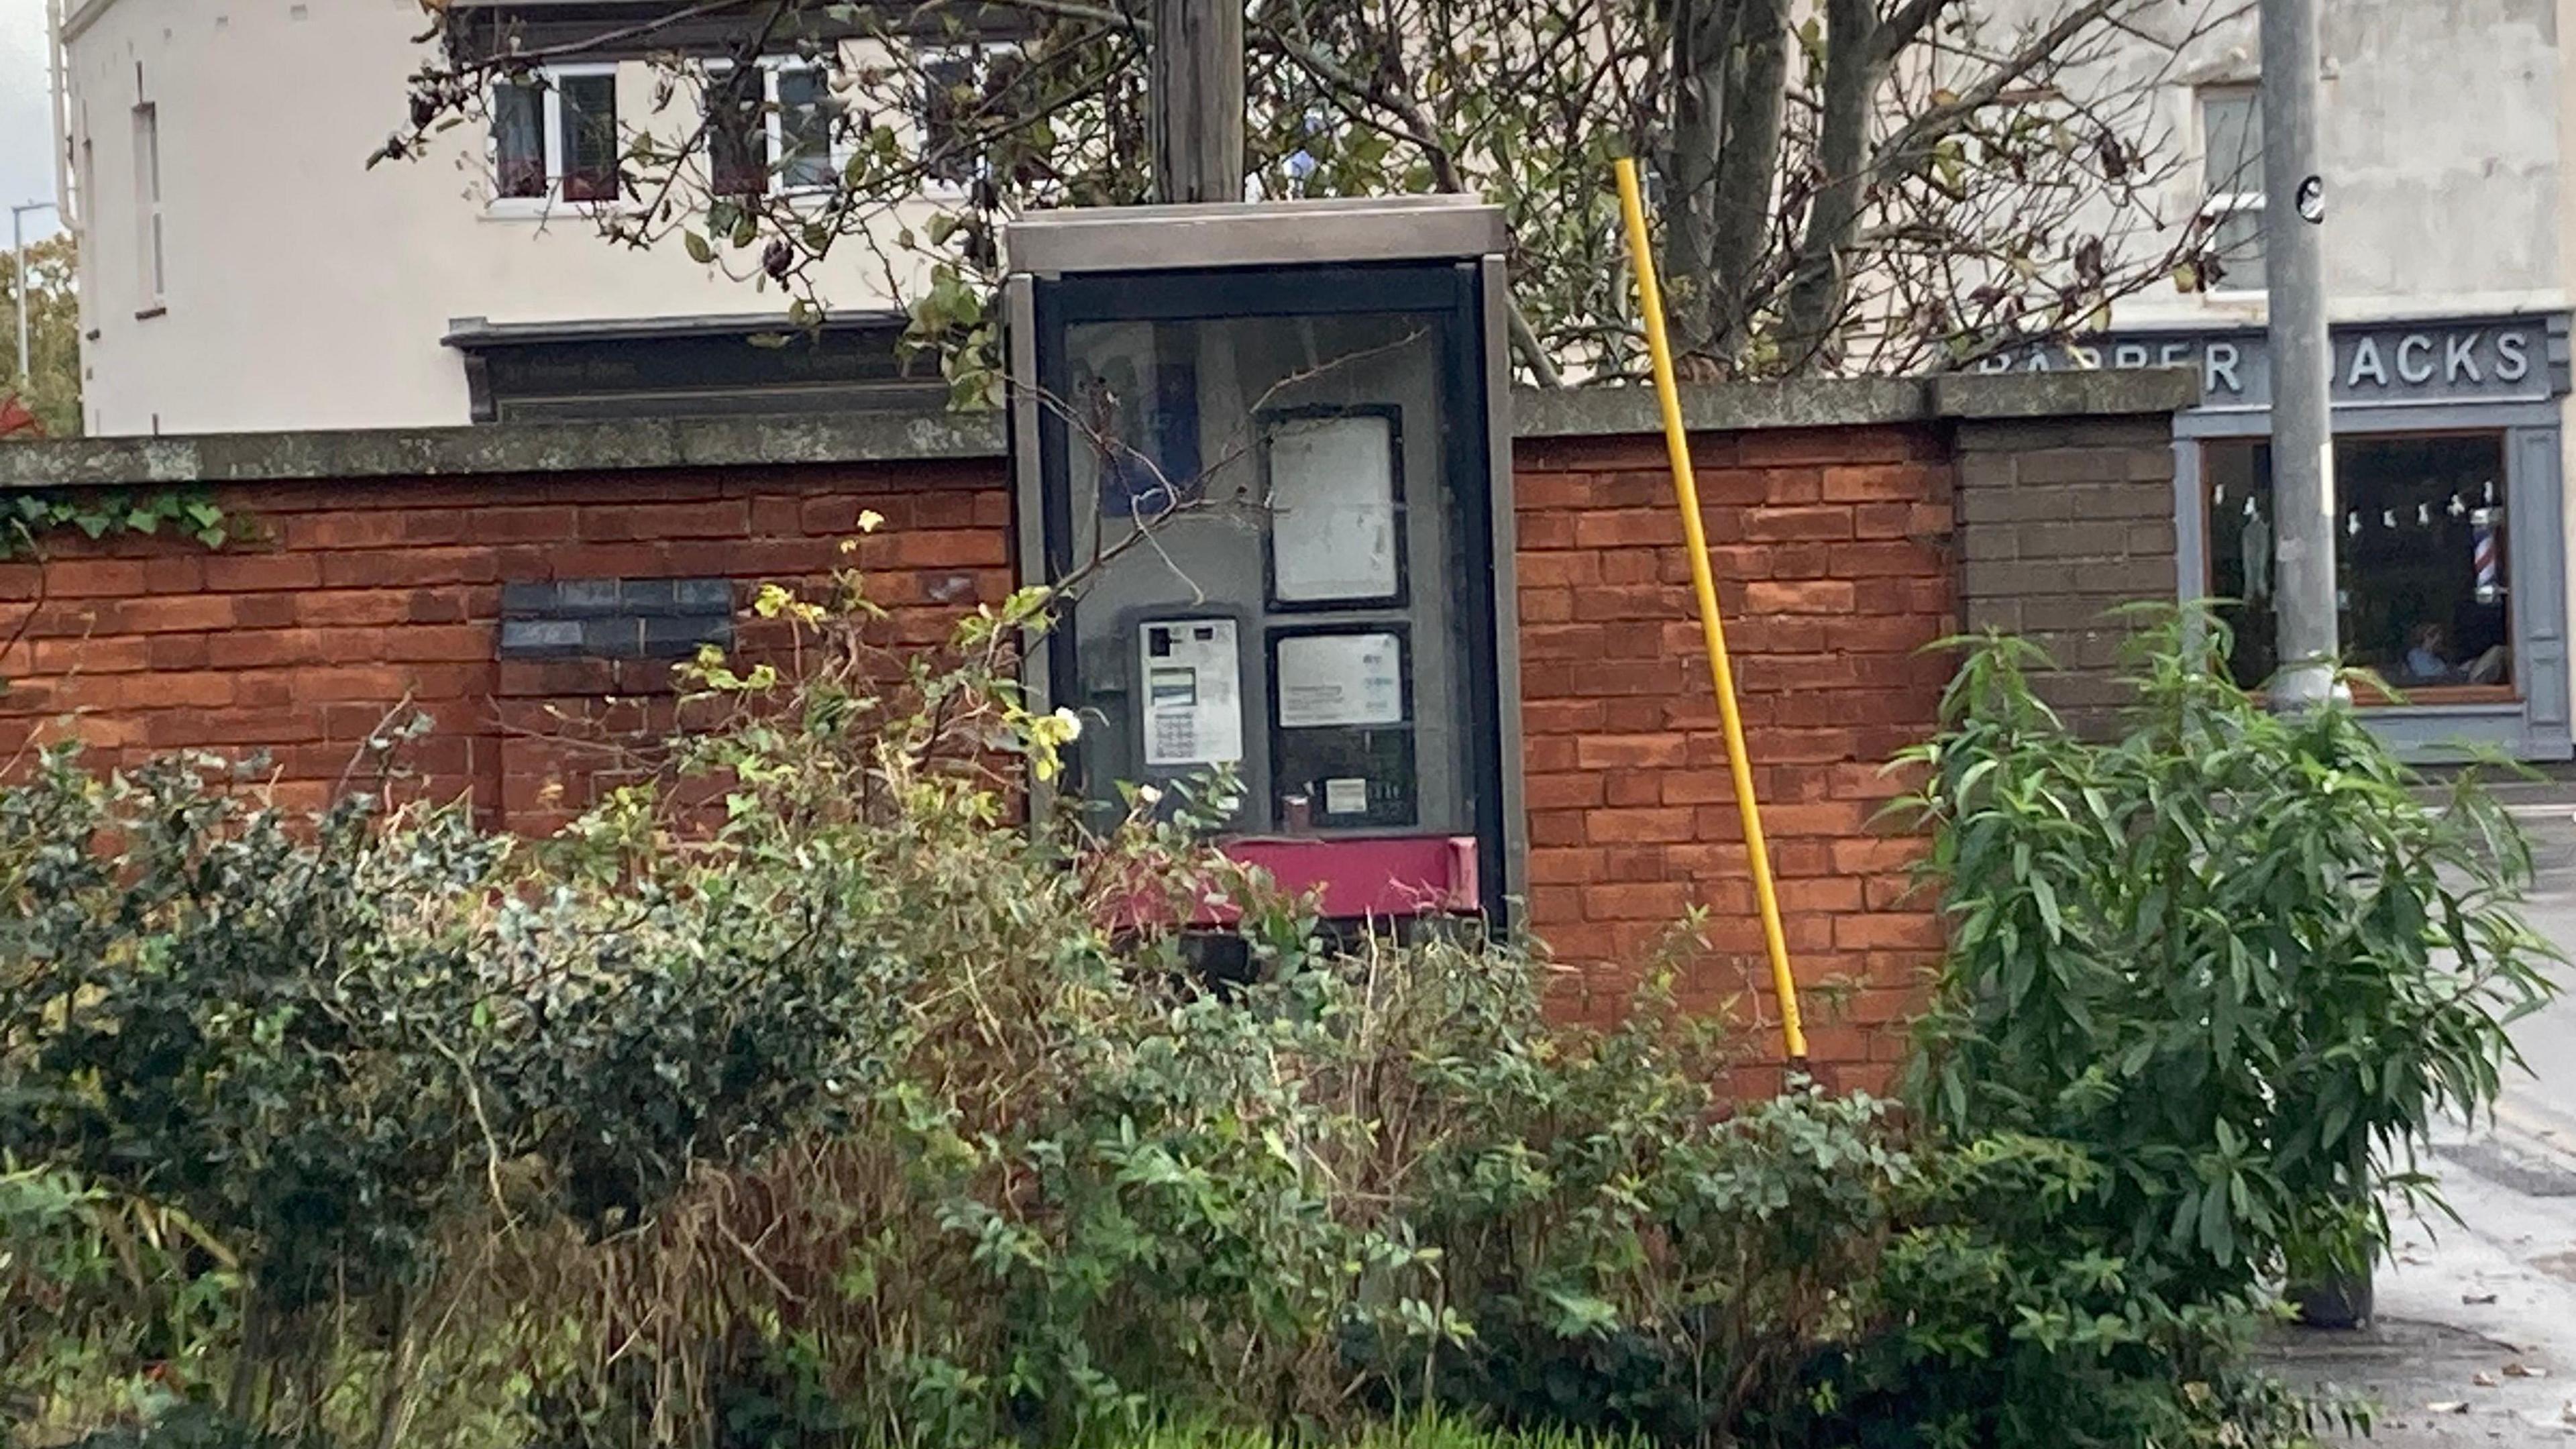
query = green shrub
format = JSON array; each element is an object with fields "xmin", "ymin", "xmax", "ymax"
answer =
[
  {"xmin": 1364, "ymin": 1010, "xmax": 1902, "ymax": 1440},
  {"xmin": 0, "ymin": 740, "xmax": 513, "ymax": 1449},
  {"xmin": 1894, "ymin": 619, "xmax": 2558, "ymax": 1296},
  {"xmin": 1, "ymin": 584, "xmax": 2517, "ymax": 1449},
  {"xmin": 1805, "ymin": 1132, "xmax": 2320, "ymax": 1449},
  {"xmin": 0, "ymin": 1163, "xmax": 239, "ymax": 1444}
]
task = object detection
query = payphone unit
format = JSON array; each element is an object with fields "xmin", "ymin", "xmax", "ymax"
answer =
[{"xmin": 1004, "ymin": 197, "xmax": 1525, "ymax": 923}]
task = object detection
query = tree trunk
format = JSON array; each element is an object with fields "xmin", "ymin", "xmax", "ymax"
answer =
[
  {"xmin": 1707, "ymin": 0, "xmax": 1790, "ymax": 365},
  {"xmin": 1661, "ymin": 0, "xmax": 1735, "ymax": 358},
  {"xmin": 1663, "ymin": 0, "xmax": 1791, "ymax": 369},
  {"xmin": 1150, "ymin": 0, "xmax": 1246, "ymax": 203},
  {"xmin": 1781, "ymin": 0, "xmax": 1877, "ymax": 368}
]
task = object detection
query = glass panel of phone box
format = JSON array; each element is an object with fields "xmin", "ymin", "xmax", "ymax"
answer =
[{"xmin": 1061, "ymin": 312, "xmax": 1470, "ymax": 837}]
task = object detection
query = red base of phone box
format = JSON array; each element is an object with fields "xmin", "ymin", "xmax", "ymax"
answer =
[{"xmin": 1197, "ymin": 835, "xmax": 1481, "ymax": 925}]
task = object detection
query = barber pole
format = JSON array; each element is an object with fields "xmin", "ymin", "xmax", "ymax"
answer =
[{"xmin": 2473, "ymin": 508, "xmax": 2502, "ymax": 604}]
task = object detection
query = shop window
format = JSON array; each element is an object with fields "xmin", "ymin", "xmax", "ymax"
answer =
[
  {"xmin": 2198, "ymin": 87, "xmax": 2264, "ymax": 293},
  {"xmin": 2206, "ymin": 434, "xmax": 2512, "ymax": 694}
]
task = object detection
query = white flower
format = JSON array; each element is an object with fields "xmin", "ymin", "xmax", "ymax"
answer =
[{"xmin": 1051, "ymin": 706, "xmax": 1083, "ymax": 740}]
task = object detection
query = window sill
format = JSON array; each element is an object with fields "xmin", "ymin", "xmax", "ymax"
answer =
[
  {"xmin": 2246, "ymin": 684, "xmax": 2521, "ymax": 710},
  {"xmin": 133, "ymin": 305, "xmax": 166, "ymax": 320},
  {"xmin": 480, "ymin": 198, "xmax": 633, "ymax": 223},
  {"xmin": 2352, "ymin": 682, "xmax": 2520, "ymax": 708},
  {"xmin": 708, "ymin": 182, "xmax": 853, "ymax": 210}
]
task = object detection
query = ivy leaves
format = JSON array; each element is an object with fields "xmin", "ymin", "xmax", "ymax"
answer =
[{"xmin": 3, "ymin": 488, "xmax": 231, "ymax": 551}]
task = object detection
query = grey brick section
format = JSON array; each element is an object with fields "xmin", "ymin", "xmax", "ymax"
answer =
[
  {"xmin": 1954, "ymin": 415, "xmax": 2181, "ymax": 739},
  {"xmin": 498, "ymin": 578, "xmax": 733, "ymax": 660},
  {"xmin": 496, "ymin": 618, "xmax": 584, "ymax": 655}
]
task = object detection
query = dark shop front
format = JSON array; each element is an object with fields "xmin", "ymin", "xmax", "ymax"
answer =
[{"xmin": 1984, "ymin": 314, "xmax": 2573, "ymax": 761}]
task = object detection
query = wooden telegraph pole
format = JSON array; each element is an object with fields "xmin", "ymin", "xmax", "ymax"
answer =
[{"xmin": 1148, "ymin": 0, "xmax": 1244, "ymax": 203}]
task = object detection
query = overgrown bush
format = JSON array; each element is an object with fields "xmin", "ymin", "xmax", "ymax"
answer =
[
  {"xmin": 0, "ymin": 586, "xmax": 2542, "ymax": 1449},
  {"xmin": 1896, "ymin": 619, "xmax": 2558, "ymax": 1295}
]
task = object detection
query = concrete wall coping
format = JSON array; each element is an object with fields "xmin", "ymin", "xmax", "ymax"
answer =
[
  {"xmin": 0, "ymin": 412, "xmax": 1012, "ymax": 490},
  {"xmin": 1513, "ymin": 368, "xmax": 2197, "ymax": 437},
  {"xmin": 0, "ymin": 370, "xmax": 2198, "ymax": 489}
]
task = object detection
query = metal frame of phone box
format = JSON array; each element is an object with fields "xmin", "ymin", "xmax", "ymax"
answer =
[{"xmin": 1004, "ymin": 198, "xmax": 1527, "ymax": 923}]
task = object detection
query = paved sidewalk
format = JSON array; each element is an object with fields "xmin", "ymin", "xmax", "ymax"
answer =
[
  {"xmin": 2242, "ymin": 792, "xmax": 2576, "ymax": 1443},
  {"xmin": 2266, "ymin": 1126, "xmax": 2576, "ymax": 1445}
]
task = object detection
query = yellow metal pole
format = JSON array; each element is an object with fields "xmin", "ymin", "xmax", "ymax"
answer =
[{"xmin": 1613, "ymin": 156, "xmax": 1809, "ymax": 1069}]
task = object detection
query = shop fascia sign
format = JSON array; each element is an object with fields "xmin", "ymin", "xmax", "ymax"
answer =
[{"xmin": 1974, "ymin": 315, "xmax": 2566, "ymax": 411}]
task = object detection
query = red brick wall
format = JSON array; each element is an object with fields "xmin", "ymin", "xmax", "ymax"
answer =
[
  {"xmin": 0, "ymin": 462, "xmax": 1013, "ymax": 826},
  {"xmin": 0, "ymin": 427, "xmax": 1953, "ymax": 1083},
  {"xmin": 1513, "ymin": 425, "xmax": 1955, "ymax": 1084}
]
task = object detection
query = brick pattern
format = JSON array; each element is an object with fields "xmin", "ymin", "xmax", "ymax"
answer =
[
  {"xmin": 1955, "ymin": 417, "xmax": 2179, "ymax": 736},
  {"xmin": 1513, "ymin": 425, "xmax": 1956, "ymax": 1088},
  {"xmin": 0, "ymin": 464, "xmax": 1012, "ymax": 828},
  {"xmin": 0, "ymin": 421, "xmax": 2021, "ymax": 1087}
]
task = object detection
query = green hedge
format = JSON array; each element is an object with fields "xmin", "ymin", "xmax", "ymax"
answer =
[{"xmin": 0, "ymin": 584, "xmax": 2548, "ymax": 1449}]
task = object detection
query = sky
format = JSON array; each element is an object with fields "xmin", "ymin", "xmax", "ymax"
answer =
[{"xmin": 1, "ymin": 0, "xmax": 63, "ymax": 241}]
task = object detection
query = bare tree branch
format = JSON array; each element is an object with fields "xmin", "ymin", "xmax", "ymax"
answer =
[
  {"xmin": 1874, "ymin": 0, "xmax": 1964, "ymax": 64},
  {"xmin": 378, "ymin": 0, "xmax": 2232, "ymax": 388},
  {"xmin": 1244, "ymin": 17, "xmax": 1568, "ymax": 386},
  {"xmin": 1878, "ymin": 0, "xmax": 2134, "ymax": 171}
]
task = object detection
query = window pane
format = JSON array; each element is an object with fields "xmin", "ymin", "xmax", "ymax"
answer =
[
  {"xmin": 131, "ymin": 105, "xmax": 160, "ymax": 299},
  {"xmin": 777, "ymin": 66, "xmax": 837, "ymax": 190},
  {"xmin": 2210, "ymin": 206, "xmax": 2265, "ymax": 292},
  {"xmin": 558, "ymin": 72, "xmax": 619, "ymax": 203},
  {"xmin": 919, "ymin": 54, "xmax": 979, "ymax": 184},
  {"xmin": 2205, "ymin": 441, "xmax": 2278, "ymax": 685},
  {"xmin": 2201, "ymin": 89, "xmax": 2262, "ymax": 196},
  {"xmin": 706, "ymin": 70, "xmax": 766, "ymax": 197},
  {"xmin": 492, "ymin": 81, "xmax": 545, "ymax": 198},
  {"xmin": 2343, "ymin": 437, "xmax": 2512, "ymax": 688},
  {"xmin": 2205, "ymin": 435, "xmax": 2512, "ymax": 691}
]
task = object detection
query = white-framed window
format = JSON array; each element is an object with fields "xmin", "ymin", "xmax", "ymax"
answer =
[
  {"xmin": 2198, "ymin": 86, "xmax": 2264, "ymax": 294},
  {"xmin": 131, "ymin": 102, "xmax": 162, "ymax": 308},
  {"xmin": 489, "ymin": 63, "xmax": 621, "ymax": 210},
  {"xmin": 705, "ymin": 56, "xmax": 845, "ymax": 199}
]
